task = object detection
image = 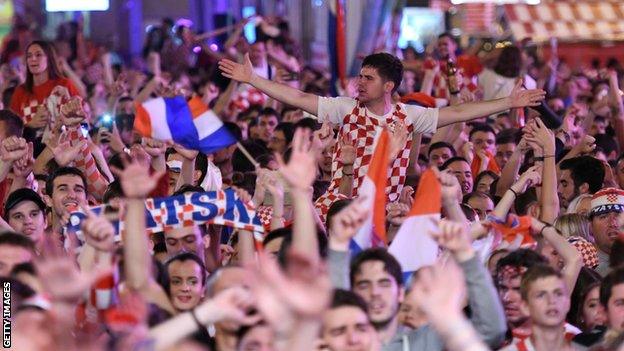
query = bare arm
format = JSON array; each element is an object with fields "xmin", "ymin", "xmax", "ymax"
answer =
[
  {"xmin": 219, "ymin": 54, "xmax": 319, "ymax": 115},
  {"xmin": 438, "ymin": 81, "xmax": 545, "ymax": 128}
]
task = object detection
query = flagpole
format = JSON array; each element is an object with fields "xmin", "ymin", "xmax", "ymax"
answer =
[{"xmin": 236, "ymin": 142, "xmax": 260, "ymax": 169}]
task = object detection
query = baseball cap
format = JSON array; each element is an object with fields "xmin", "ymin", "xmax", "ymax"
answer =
[
  {"xmin": 589, "ymin": 188, "xmax": 624, "ymax": 217},
  {"xmin": 4, "ymin": 188, "xmax": 47, "ymax": 216}
]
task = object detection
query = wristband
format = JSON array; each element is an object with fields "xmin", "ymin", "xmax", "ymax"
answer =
[
  {"xmin": 534, "ymin": 156, "xmax": 544, "ymax": 162},
  {"xmin": 509, "ymin": 188, "xmax": 518, "ymax": 198},
  {"xmin": 449, "ymin": 90, "xmax": 460, "ymax": 95},
  {"xmin": 543, "ymin": 154, "xmax": 555, "ymax": 158},
  {"xmin": 539, "ymin": 224, "xmax": 553, "ymax": 237}
]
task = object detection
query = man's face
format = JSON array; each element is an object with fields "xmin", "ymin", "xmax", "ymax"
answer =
[
  {"xmin": 591, "ymin": 211, "xmax": 620, "ymax": 254},
  {"xmin": 0, "ymin": 245, "xmax": 33, "ymax": 276},
  {"xmin": 476, "ymin": 174, "xmax": 495, "ymax": 194},
  {"xmin": 238, "ymin": 324, "xmax": 275, "ymax": 351},
  {"xmin": 249, "ymin": 42, "xmax": 267, "ymax": 66},
  {"xmin": 321, "ymin": 141, "xmax": 335, "ymax": 173},
  {"xmin": 267, "ymin": 129, "xmax": 287, "ymax": 154},
  {"xmin": 322, "ymin": 306, "xmax": 376, "ymax": 351},
  {"xmin": 497, "ymin": 273, "xmax": 527, "ymax": 327},
  {"xmin": 447, "ymin": 160, "xmax": 473, "ymax": 194},
  {"xmin": 437, "ymin": 36, "xmax": 456, "ymax": 59},
  {"xmin": 48, "ymin": 174, "xmax": 87, "ymax": 218},
  {"xmin": 521, "ymin": 276, "xmax": 570, "ymax": 328},
  {"xmin": 357, "ymin": 67, "xmax": 390, "ymax": 103},
  {"xmin": 7, "ymin": 201, "xmax": 46, "ymax": 244},
  {"xmin": 428, "ymin": 147, "xmax": 453, "ymax": 168},
  {"xmin": 557, "ymin": 169, "xmax": 578, "ymax": 209},
  {"xmin": 467, "ymin": 196, "xmax": 493, "ymax": 221},
  {"xmin": 168, "ymin": 259, "xmax": 205, "ymax": 311},
  {"xmin": 607, "ymin": 283, "xmax": 624, "ymax": 332},
  {"xmin": 257, "ymin": 115, "xmax": 278, "ymax": 142},
  {"xmin": 495, "ymin": 143, "xmax": 516, "ymax": 169},
  {"xmin": 471, "ymin": 131, "xmax": 496, "ymax": 154},
  {"xmin": 164, "ymin": 226, "xmax": 204, "ymax": 259},
  {"xmin": 591, "ymin": 120, "xmax": 607, "ymax": 136},
  {"xmin": 352, "ymin": 260, "xmax": 403, "ymax": 327}
]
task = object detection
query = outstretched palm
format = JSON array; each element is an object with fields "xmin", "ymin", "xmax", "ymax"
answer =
[
  {"xmin": 111, "ymin": 154, "xmax": 165, "ymax": 198},
  {"xmin": 218, "ymin": 53, "xmax": 255, "ymax": 84},
  {"xmin": 275, "ymin": 128, "xmax": 318, "ymax": 191},
  {"xmin": 509, "ymin": 79, "xmax": 546, "ymax": 108}
]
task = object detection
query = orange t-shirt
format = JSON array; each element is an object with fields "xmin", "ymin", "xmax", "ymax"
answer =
[{"xmin": 9, "ymin": 78, "xmax": 79, "ymax": 123}]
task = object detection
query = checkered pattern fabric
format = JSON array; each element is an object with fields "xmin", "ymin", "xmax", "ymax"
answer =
[
  {"xmin": 21, "ymin": 99, "xmax": 41, "ymax": 125},
  {"xmin": 326, "ymin": 101, "xmax": 413, "ymax": 203},
  {"xmin": 257, "ymin": 205, "xmax": 273, "ymax": 231},
  {"xmin": 62, "ymin": 127, "xmax": 109, "ymax": 198},
  {"xmin": 430, "ymin": 65, "xmax": 478, "ymax": 100},
  {"xmin": 229, "ymin": 87, "xmax": 267, "ymax": 113},
  {"xmin": 314, "ymin": 192, "xmax": 349, "ymax": 225},
  {"xmin": 76, "ymin": 270, "xmax": 119, "ymax": 329},
  {"xmin": 568, "ymin": 236, "xmax": 599, "ymax": 269}
]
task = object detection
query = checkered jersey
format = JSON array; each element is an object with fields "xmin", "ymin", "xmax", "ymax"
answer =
[
  {"xmin": 314, "ymin": 192, "xmax": 348, "ymax": 225},
  {"xmin": 326, "ymin": 100, "xmax": 413, "ymax": 203}
]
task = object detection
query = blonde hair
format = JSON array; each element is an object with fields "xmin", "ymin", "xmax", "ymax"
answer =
[{"xmin": 554, "ymin": 213, "xmax": 593, "ymax": 243}]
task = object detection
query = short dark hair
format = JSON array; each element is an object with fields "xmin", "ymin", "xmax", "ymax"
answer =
[
  {"xmin": 428, "ymin": 142, "xmax": 456, "ymax": 158},
  {"xmin": 162, "ymin": 252, "xmax": 208, "ymax": 294},
  {"xmin": 46, "ymin": 167, "xmax": 88, "ymax": 196},
  {"xmin": 258, "ymin": 107, "xmax": 280, "ymax": 121},
  {"xmin": 440, "ymin": 156, "xmax": 469, "ymax": 171},
  {"xmin": 274, "ymin": 122, "xmax": 295, "ymax": 145},
  {"xmin": 326, "ymin": 199, "xmax": 353, "ymax": 230},
  {"xmin": 496, "ymin": 128, "xmax": 521, "ymax": 145},
  {"xmin": 0, "ymin": 109, "xmax": 24, "ymax": 137},
  {"xmin": 462, "ymin": 191, "xmax": 493, "ymax": 204},
  {"xmin": 469, "ymin": 123, "xmax": 496, "ymax": 140},
  {"xmin": 0, "ymin": 231, "xmax": 36, "ymax": 253},
  {"xmin": 594, "ymin": 134, "xmax": 619, "ymax": 158},
  {"xmin": 361, "ymin": 52, "xmax": 403, "ymax": 93},
  {"xmin": 514, "ymin": 187, "xmax": 538, "ymax": 215},
  {"xmin": 600, "ymin": 266, "xmax": 624, "ymax": 308},
  {"xmin": 559, "ymin": 156, "xmax": 605, "ymax": 193},
  {"xmin": 350, "ymin": 248, "xmax": 403, "ymax": 287},
  {"xmin": 495, "ymin": 248, "xmax": 548, "ymax": 286},
  {"xmin": 520, "ymin": 264, "xmax": 563, "ymax": 300},
  {"xmin": 331, "ymin": 289, "xmax": 369, "ymax": 314}
]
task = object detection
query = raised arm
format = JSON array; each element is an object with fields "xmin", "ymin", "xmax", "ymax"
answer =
[
  {"xmin": 438, "ymin": 80, "xmax": 545, "ymax": 127},
  {"xmin": 219, "ymin": 54, "xmax": 319, "ymax": 115},
  {"xmin": 275, "ymin": 128, "xmax": 320, "ymax": 264}
]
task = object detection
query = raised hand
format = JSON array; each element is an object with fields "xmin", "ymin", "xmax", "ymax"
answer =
[
  {"xmin": 428, "ymin": 219, "xmax": 474, "ymax": 262},
  {"xmin": 508, "ymin": 79, "xmax": 546, "ymax": 108},
  {"xmin": 60, "ymin": 96, "xmax": 86, "ymax": 125},
  {"xmin": 408, "ymin": 258, "xmax": 467, "ymax": 325},
  {"xmin": 172, "ymin": 143, "xmax": 199, "ymax": 160},
  {"xmin": 329, "ymin": 196, "xmax": 369, "ymax": 250},
  {"xmin": 388, "ymin": 121, "xmax": 408, "ymax": 159},
  {"xmin": 110, "ymin": 153, "xmax": 165, "ymax": 199},
  {"xmin": 313, "ymin": 121, "xmax": 334, "ymax": 150},
  {"xmin": 524, "ymin": 117, "xmax": 555, "ymax": 154},
  {"xmin": 435, "ymin": 168, "xmax": 462, "ymax": 206},
  {"xmin": 218, "ymin": 53, "xmax": 255, "ymax": 84},
  {"xmin": 36, "ymin": 256, "xmax": 112, "ymax": 304},
  {"xmin": 12, "ymin": 142, "xmax": 34, "ymax": 177},
  {"xmin": 337, "ymin": 134, "xmax": 356, "ymax": 166},
  {"xmin": 26, "ymin": 105, "xmax": 50, "ymax": 129},
  {"xmin": 387, "ymin": 201, "xmax": 410, "ymax": 226},
  {"xmin": 511, "ymin": 165, "xmax": 541, "ymax": 194},
  {"xmin": 275, "ymin": 128, "xmax": 318, "ymax": 191},
  {"xmin": 0, "ymin": 136, "xmax": 28, "ymax": 163},
  {"xmin": 196, "ymin": 287, "xmax": 260, "ymax": 326},
  {"xmin": 141, "ymin": 137, "xmax": 169, "ymax": 157},
  {"xmin": 460, "ymin": 141, "xmax": 474, "ymax": 163},
  {"xmin": 51, "ymin": 139, "xmax": 86, "ymax": 167},
  {"xmin": 80, "ymin": 204, "xmax": 115, "ymax": 252}
]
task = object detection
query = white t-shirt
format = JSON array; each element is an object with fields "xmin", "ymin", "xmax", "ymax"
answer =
[
  {"xmin": 316, "ymin": 96, "xmax": 439, "ymax": 134},
  {"xmin": 478, "ymin": 69, "xmax": 537, "ymax": 101}
]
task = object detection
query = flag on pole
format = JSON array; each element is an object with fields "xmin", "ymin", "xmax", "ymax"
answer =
[
  {"xmin": 328, "ymin": 0, "xmax": 347, "ymax": 96},
  {"xmin": 134, "ymin": 96, "xmax": 236, "ymax": 154},
  {"xmin": 351, "ymin": 129, "xmax": 390, "ymax": 252},
  {"xmin": 388, "ymin": 168, "xmax": 441, "ymax": 278}
]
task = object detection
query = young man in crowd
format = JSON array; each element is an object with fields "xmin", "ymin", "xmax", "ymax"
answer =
[
  {"xmin": 558, "ymin": 156, "xmax": 605, "ymax": 212},
  {"xmin": 501, "ymin": 265, "xmax": 586, "ymax": 351},
  {"xmin": 3, "ymin": 188, "xmax": 47, "ymax": 251},
  {"xmin": 495, "ymin": 129, "xmax": 520, "ymax": 169},
  {"xmin": 587, "ymin": 188, "xmax": 624, "ymax": 276},
  {"xmin": 427, "ymin": 141, "xmax": 455, "ymax": 168},
  {"xmin": 220, "ymin": 51, "xmax": 545, "ymax": 202},
  {"xmin": 440, "ymin": 157, "xmax": 473, "ymax": 195},
  {"xmin": 43, "ymin": 167, "xmax": 88, "ymax": 238},
  {"xmin": 321, "ymin": 289, "xmax": 379, "ymax": 351},
  {"xmin": 349, "ymin": 228, "xmax": 505, "ymax": 350},
  {"xmin": 0, "ymin": 231, "xmax": 35, "ymax": 276}
]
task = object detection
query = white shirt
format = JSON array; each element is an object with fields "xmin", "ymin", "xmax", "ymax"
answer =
[{"xmin": 316, "ymin": 96, "xmax": 439, "ymax": 133}]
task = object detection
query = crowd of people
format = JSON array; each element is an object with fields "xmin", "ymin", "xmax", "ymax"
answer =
[{"xmin": 1, "ymin": 11, "xmax": 624, "ymax": 351}]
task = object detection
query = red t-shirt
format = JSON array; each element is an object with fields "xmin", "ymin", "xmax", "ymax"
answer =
[{"xmin": 9, "ymin": 78, "xmax": 79, "ymax": 123}]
